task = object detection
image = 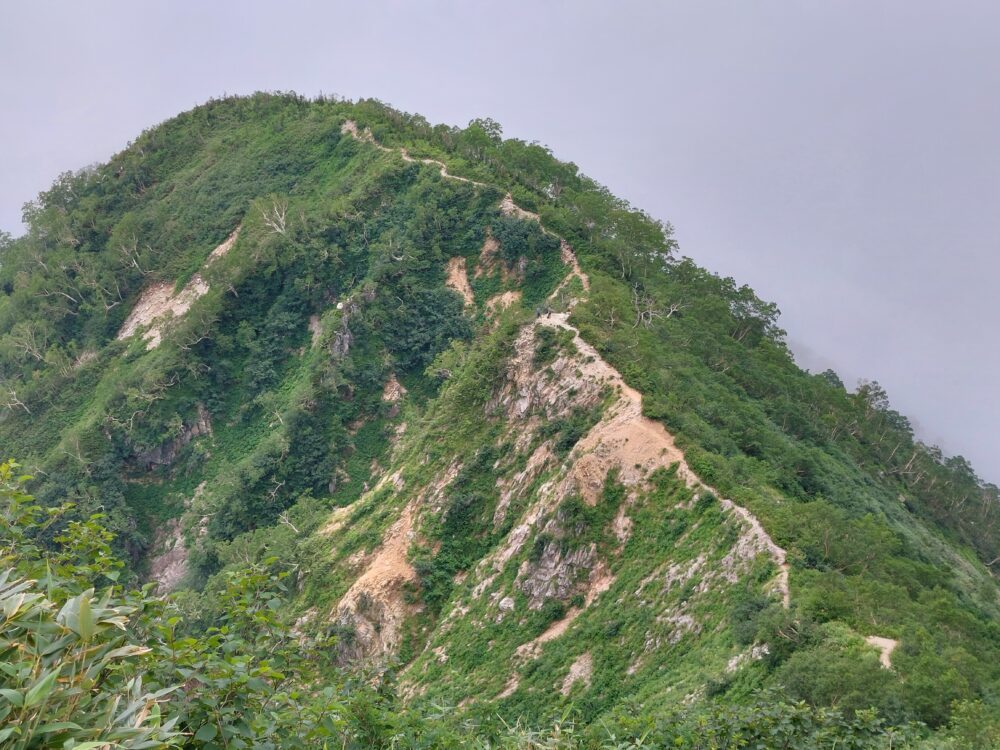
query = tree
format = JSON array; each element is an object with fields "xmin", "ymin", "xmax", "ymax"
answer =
[{"xmin": 0, "ymin": 460, "xmax": 181, "ymax": 748}]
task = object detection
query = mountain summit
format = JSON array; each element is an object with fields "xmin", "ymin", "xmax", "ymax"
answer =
[{"xmin": 2, "ymin": 93, "xmax": 998, "ymax": 746}]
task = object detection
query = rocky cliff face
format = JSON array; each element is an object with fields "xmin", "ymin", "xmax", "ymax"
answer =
[{"xmin": 134, "ymin": 404, "xmax": 212, "ymax": 469}]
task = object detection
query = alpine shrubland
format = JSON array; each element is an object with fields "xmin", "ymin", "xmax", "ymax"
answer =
[{"xmin": 1, "ymin": 92, "xmax": 998, "ymax": 748}]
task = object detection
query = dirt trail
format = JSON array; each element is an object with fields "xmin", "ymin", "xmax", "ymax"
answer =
[
  {"xmin": 485, "ymin": 289, "xmax": 789, "ymax": 696},
  {"xmin": 559, "ymin": 240, "xmax": 589, "ymax": 291},
  {"xmin": 499, "ymin": 193, "xmax": 540, "ymax": 221},
  {"xmin": 342, "ymin": 120, "xmax": 590, "ymax": 295},
  {"xmin": 341, "ymin": 120, "xmax": 487, "ymax": 186},
  {"xmin": 537, "ymin": 311, "xmax": 790, "ymax": 607},
  {"xmin": 338, "ymin": 116, "xmax": 790, "ymax": 681},
  {"xmin": 342, "ymin": 116, "xmax": 787, "ymax": 602}
]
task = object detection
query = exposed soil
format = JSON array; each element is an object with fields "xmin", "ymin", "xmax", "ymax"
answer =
[
  {"xmin": 445, "ymin": 256, "xmax": 475, "ymax": 306},
  {"xmin": 558, "ymin": 240, "xmax": 590, "ymax": 292},
  {"xmin": 560, "ymin": 652, "xmax": 593, "ymax": 695},
  {"xmin": 382, "ymin": 373, "xmax": 407, "ymax": 403},
  {"xmin": 485, "ymin": 290, "xmax": 522, "ymax": 316},
  {"xmin": 116, "ymin": 275, "xmax": 209, "ymax": 349},
  {"xmin": 207, "ymin": 226, "xmax": 241, "ymax": 263},
  {"xmin": 118, "ymin": 228, "xmax": 241, "ymax": 350},
  {"xmin": 308, "ymin": 314, "xmax": 323, "ymax": 347},
  {"xmin": 334, "ymin": 502, "xmax": 419, "ymax": 662},
  {"xmin": 331, "ymin": 464, "xmax": 456, "ymax": 664},
  {"xmin": 497, "ymin": 674, "xmax": 520, "ymax": 699},
  {"xmin": 866, "ymin": 635, "xmax": 898, "ymax": 668},
  {"xmin": 473, "ymin": 235, "xmax": 501, "ymax": 279}
]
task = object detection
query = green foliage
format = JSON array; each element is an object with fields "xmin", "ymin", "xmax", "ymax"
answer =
[
  {"xmin": 2, "ymin": 92, "xmax": 999, "ymax": 743},
  {"xmin": 0, "ymin": 461, "xmax": 180, "ymax": 748},
  {"xmin": 774, "ymin": 627, "xmax": 904, "ymax": 721},
  {"xmin": 415, "ymin": 446, "xmax": 504, "ymax": 615},
  {"xmin": 599, "ymin": 695, "xmax": 924, "ymax": 749},
  {"xmin": 533, "ymin": 325, "xmax": 576, "ymax": 368},
  {"xmin": 0, "ymin": 463, "xmax": 986, "ymax": 750},
  {"xmin": 537, "ymin": 402, "xmax": 603, "ymax": 458},
  {"xmin": 554, "ymin": 471, "xmax": 627, "ymax": 552}
]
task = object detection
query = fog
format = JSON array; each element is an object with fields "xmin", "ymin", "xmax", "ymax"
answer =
[{"xmin": 1, "ymin": 0, "xmax": 996, "ymax": 479}]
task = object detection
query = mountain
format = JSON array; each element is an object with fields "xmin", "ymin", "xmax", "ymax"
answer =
[{"xmin": 1, "ymin": 93, "xmax": 999, "ymax": 746}]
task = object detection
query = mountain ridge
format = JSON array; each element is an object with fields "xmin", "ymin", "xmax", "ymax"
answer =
[{"xmin": 1, "ymin": 92, "xmax": 998, "ymax": 742}]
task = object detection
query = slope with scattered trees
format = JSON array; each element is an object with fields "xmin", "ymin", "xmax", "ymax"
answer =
[{"xmin": 1, "ymin": 93, "xmax": 999, "ymax": 746}]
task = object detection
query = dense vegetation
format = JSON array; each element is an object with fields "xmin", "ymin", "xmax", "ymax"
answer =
[
  {"xmin": 4, "ymin": 465, "xmax": 998, "ymax": 748},
  {"xmin": 1, "ymin": 93, "xmax": 998, "ymax": 746}
]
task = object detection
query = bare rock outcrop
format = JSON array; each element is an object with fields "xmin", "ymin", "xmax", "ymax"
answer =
[
  {"xmin": 518, "ymin": 541, "xmax": 596, "ymax": 609},
  {"xmin": 335, "ymin": 503, "xmax": 418, "ymax": 664},
  {"xmin": 117, "ymin": 277, "xmax": 209, "ymax": 350},
  {"xmin": 135, "ymin": 403, "xmax": 212, "ymax": 468},
  {"xmin": 117, "ymin": 228, "xmax": 239, "ymax": 350},
  {"xmin": 148, "ymin": 518, "xmax": 188, "ymax": 593}
]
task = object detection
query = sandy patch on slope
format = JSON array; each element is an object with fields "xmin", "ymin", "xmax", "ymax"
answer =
[
  {"xmin": 382, "ymin": 373, "xmax": 407, "ymax": 403},
  {"xmin": 486, "ymin": 290, "xmax": 522, "ymax": 316},
  {"xmin": 561, "ymin": 652, "xmax": 593, "ymax": 695},
  {"xmin": 117, "ymin": 228, "xmax": 239, "ymax": 350},
  {"xmin": 866, "ymin": 635, "xmax": 898, "ymax": 668},
  {"xmin": 334, "ymin": 502, "xmax": 418, "ymax": 659},
  {"xmin": 207, "ymin": 226, "xmax": 241, "ymax": 263},
  {"xmin": 116, "ymin": 276, "xmax": 209, "ymax": 349},
  {"xmin": 446, "ymin": 257, "xmax": 475, "ymax": 306}
]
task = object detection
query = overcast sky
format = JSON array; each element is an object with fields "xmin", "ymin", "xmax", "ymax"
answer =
[{"xmin": 1, "ymin": 1, "xmax": 997, "ymax": 481}]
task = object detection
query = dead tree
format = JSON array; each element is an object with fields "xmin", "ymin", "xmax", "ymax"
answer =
[
  {"xmin": 631, "ymin": 285, "xmax": 664, "ymax": 329},
  {"xmin": 119, "ymin": 234, "xmax": 151, "ymax": 275},
  {"xmin": 1, "ymin": 386, "xmax": 30, "ymax": 414},
  {"xmin": 261, "ymin": 198, "xmax": 288, "ymax": 235}
]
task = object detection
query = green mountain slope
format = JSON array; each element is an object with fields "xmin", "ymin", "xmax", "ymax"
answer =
[{"xmin": 1, "ymin": 93, "xmax": 998, "ymax": 740}]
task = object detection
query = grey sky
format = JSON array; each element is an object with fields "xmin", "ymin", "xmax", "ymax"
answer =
[{"xmin": 1, "ymin": 1, "xmax": 997, "ymax": 481}]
